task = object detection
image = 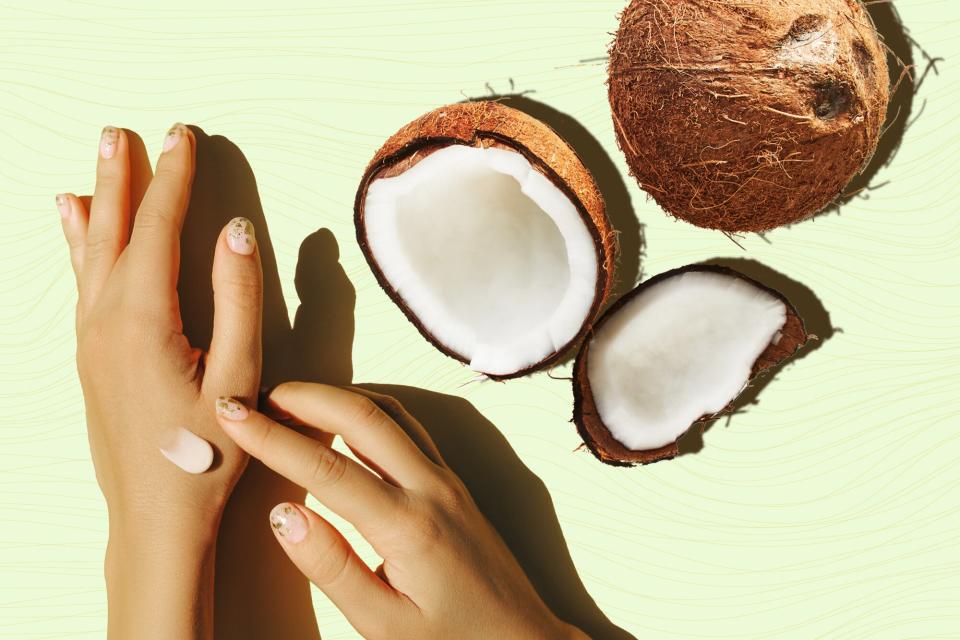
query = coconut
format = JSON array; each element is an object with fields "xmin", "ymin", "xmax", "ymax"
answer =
[
  {"xmin": 608, "ymin": 0, "xmax": 890, "ymax": 232},
  {"xmin": 354, "ymin": 101, "xmax": 616, "ymax": 379},
  {"xmin": 573, "ymin": 265, "xmax": 809, "ymax": 465}
]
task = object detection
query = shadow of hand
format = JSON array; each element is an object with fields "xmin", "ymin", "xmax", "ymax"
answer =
[
  {"xmin": 180, "ymin": 129, "xmax": 630, "ymax": 640},
  {"xmin": 361, "ymin": 384, "xmax": 636, "ymax": 640},
  {"xmin": 178, "ymin": 128, "xmax": 354, "ymax": 640}
]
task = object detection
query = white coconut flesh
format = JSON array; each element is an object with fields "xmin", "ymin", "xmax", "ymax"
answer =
[
  {"xmin": 587, "ymin": 271, "xmax": 788, "ymax": 451},
  {"xmin": 363, "ymin": 144, "xmax": 599, "ymax": 376}
]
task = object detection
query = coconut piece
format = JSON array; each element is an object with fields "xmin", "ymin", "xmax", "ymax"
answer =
[
  {"xmin": 355, "ymin": 101, "xmax": 615, "ymax": 379},
  {"xmin": 573, "ymin": 265, "xmax": 809, "ymax": 465},
  {"xmin": 608, "ymin": 0, "xmax": 890, "ymax": 232}
]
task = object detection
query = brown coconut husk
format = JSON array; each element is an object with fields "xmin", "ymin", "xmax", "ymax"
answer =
[
  {"xmin": 355, "ymin": 101, "xmax": 616, "ymax": 380},
  {"xmin": 608, "ymin": 0, "xmax": 890, "ymax": 232},
  {"xmin": 572, "ymin": 265, "xmax": 809, "ymax": 466}
]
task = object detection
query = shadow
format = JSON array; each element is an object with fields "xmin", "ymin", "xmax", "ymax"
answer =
[
  {"xmin": 677, "ymin": 258, "xmax": 834, "ymax": 456},
  {"xmin": 827, "ymin": 2, "xmax": 936, "ymax": 213},
  {"xmin": 289, "ymin": 228, "xmax": 355, "ymax": 386},
  {"xmin": 179, "ymin": 128, "xmax": 625, "ymax": 639},
  {"xmin": 475, "ymin": 94, "xmax": 645, "ymax": 299},
  {"xmin": 178, "ymin": 128, "xmax": 355, "ymax": 640},
  {"xmin": 177, "ymin": 127, "xmax": 290, "ymax": 364},
  {"xmin": 361, "ymin": 383, "xmax": 636, "ymax": 640}
]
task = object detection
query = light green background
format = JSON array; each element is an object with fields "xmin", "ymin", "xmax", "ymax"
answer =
[{"xmin": 1, "ymin": 1, "xmax": 957, "ymax": 638}]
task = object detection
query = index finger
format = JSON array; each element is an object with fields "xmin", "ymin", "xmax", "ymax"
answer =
[
  {"xmin": 269, "ymin": 382, "xmax": 444, "ymax": 489},
  {"xmin": 215, "ymin": 398, "xmax": 402, "ymax": 536},
  {"xmin": 128, "ymin": 123, "xmax": 195, "ymax": 295}
]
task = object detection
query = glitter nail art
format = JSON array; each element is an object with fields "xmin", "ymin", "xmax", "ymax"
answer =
[
  {"xmin": 215, "ymin": 396, "xmax": 248, "ymax": 420},
  {"xmin": 56, "ymin": 194, "xmax": 69, "ymax": 218},
  {"xmin": 100, "ymin": 126, "xmax": 118, "ymax": 159},
  {"xmin": 270, "ymin": 503, "xmax": 308, "ymax": 543},
  {"xmin": 227, "ymin": 217, "xmax": 256, "ymax": 255},
  {"xmin": 162, "ymin": 123, "xmax": 185, "ymax": 152}
]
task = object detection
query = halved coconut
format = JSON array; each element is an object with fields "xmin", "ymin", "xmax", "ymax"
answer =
[
  {"xmin": 573, "ymin": 265, "xmax": 809, "ymax": 465},
  {"xmin": 355, "ymin": 101, "xmax": 615, "ymax": 379}
]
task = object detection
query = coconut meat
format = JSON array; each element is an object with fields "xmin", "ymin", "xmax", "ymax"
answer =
[
  {"xmin": 363, "ymin": 144, "xmax": 598, "ymax": 375},
  {"xmin": 587, "ymin": 271, "xmax": 787, "ymax": 451}
]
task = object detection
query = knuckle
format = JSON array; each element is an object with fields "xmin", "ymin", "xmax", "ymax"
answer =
[
  {"xmin": 215, "ymin": 271, "xmax": 262, "ymax": 306},
  {"xmin": 432, "ymin": 471, "xmax": 470, "ymax": 512},
  {"xmin": 402, "ymin": 502, "xmax": 445, "ymax": 550},
  {"xmin": 350, "ymin": 396, "xmax": 384, "ymax": 426},
  {"xmin": 251, "ymin": 417, "xmax": 279, "ymax": 453},
  {"xmin": 378, "ymin": 394, "xmax": 405, "ymax": 417},
  {"xmin": 84, "ymin": 231, "xmax": 119, "ymax": 260},
  {"xmin": 308, "ymin": 535, "xmax": 351, "ymax": 587},
  {"xmin": 94, "ymin": 169, "xmax": 124, "ymax": 188},
  {"xmin": 154, "ymin": 160, "xmax": 193, "ymax": 189},
  {"xmin": 134, "ymin": 206, "xmax": 177, "ymax": 234},
  {"xmin": 306, "ymin": 442, "xmax": 347, "ymax": 489}
]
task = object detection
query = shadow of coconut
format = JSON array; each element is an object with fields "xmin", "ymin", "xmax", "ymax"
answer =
[
  {"xmin": 358, "ymin": 383, "xmax": 637, "ymax": 640},
  {"xmin": 464, "ymin": 93, "xmax": 645, "ymax": 370},
  {"xmin": 823, "ymin": 2, "xmax": 927, "ymax": 215},
  {"xmin": 677, "ymin": 258, "xmax": 834, "ymax": 457}
]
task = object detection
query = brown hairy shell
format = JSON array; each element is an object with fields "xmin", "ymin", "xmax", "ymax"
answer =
[
  {"xmin": 572, "ymin": 265, "xmax": 809, "ymax": 466},
  {"xmin": 354, "ymin": 101, "xmax": 616, "ymax": 379},
  {"xmin": 608, "ymin": 0, "xmax": 890, "ymax": 232}
]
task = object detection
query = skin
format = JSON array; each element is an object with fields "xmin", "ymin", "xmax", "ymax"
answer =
[
  {"xmin": 216, "ymin": 382, "xmax": 590, "ymax": 640},
  {"xmin": 60, "ymin": 123, "xmax": 588, "ymax": 639},
  {"xmin": 58, "ymin": 124, "xmax": 264, "ymax": 639}
]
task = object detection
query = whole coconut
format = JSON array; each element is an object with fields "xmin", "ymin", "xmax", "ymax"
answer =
[{"xmin": 608, "ymin": 0, "xmax": 890, "ymax": 232}]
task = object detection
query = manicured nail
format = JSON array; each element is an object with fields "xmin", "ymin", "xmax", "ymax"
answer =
[
  {"xmin": 55, "ymin": 194, "xmax": 70, "ymax": 219},
  {"xmin": 163, "ymin": 122, "xmax": 186, "ymax": 152},
  {"xmin": 100, "ymin": 126, "xmax": 118, "ymax": 159},
  {"xmin": 270, "ymin": 503, "xmax": 308, "ymax": 543},
  {"xmin": 215, "ymin": 396, "xmax": 249, "ymax": 421},
  {"xmin": 227, "ymin": 217, "xmax": 256, "ymax": 255}
]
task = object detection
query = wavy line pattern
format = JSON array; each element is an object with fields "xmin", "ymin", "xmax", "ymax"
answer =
[{"xmin": 0, "ymin": 1, "xmax": 957, "ymax": 638}]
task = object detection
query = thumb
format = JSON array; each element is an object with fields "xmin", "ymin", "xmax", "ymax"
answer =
[{"xmin": 268, "ymin": 502, "xmax": 408, "ymax": 637}]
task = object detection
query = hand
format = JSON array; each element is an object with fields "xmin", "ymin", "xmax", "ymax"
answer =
[
  {"xmin": 58, "ymin": 124, "xmax": 263, "ymax": 639},
  {"xmin": 215, "ymin": 382, "xmax": 588, "ymax": 640}
]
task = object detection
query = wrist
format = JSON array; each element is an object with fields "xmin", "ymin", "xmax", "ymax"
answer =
[{"xmin": 105, "ymin": 515, "xmax": 219, "ymax": 640}]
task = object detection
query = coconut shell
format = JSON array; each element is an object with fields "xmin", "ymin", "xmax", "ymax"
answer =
[
  {"xmin": 572, "ymin": 265, "xmax": 809, "ymax": 466},
  {"xmin": 608, "ymin": 0, "xmax": 890, "ymax": 232},
  {"xmin": 355, "ymin": 101, "xmax": 616, "ymax": 379}
]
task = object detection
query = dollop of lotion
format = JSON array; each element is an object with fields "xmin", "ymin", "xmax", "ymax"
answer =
[{"xmin": 159, "ymin": 427, "xmax": 214, "ymax": 474}]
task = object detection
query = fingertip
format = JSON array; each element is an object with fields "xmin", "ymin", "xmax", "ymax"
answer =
[
  {"xmin": 58, "ymin": 193, "xmax": 88, "ymax": 262},
  {"xmin": 161, "ymin": 122, "xmax": 193, "ymax": 155},
  {"xmin": 269, "ymin": 502, "xmax": 310, "ymax": 544},
  {"xmin": 56, "ymin": 193, "xmax": 70, "ymax": 220},
  {"xmin": 225, "ymin": 217, "xmax": 257, "ymax": 256},
  {"xmin": 215, "ymin": 396, "xmax": 249, "ymax": 422},
  {"xmin": 99, "ymin": 125, "xmax": 120, "ymax": 160}
]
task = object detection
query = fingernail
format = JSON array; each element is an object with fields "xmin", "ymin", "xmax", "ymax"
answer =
[
  {"xmin": 55, "ymin": 194, "xmax": 70, "ymax": 219},
  {"xmin": 163, "ymin": 122, "xmax": 186, "ymax": 152},
  {"xmin": 100, "ymin": 126, "xmax": 118, "ymax": 159},
  {"xmin": 270, "ymin": 503, "xmax": 308, "ymax": 543},
  {"xmin": 215, "ymin": 396, "xmax": 249, "ymax": 421},
  {"xmin": 227, "ymin": 217, "xmax": 256, "ymax": 255}
]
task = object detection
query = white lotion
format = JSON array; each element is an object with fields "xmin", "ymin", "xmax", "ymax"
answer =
[{"xmin": 159, "ymin": 427, "xmax": 214, "ymax": 474}]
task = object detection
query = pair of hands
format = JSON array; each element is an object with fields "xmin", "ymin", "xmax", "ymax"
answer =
[{"xmin": 59, "ymin": 124, "xmax": 586, "ymax": 639}]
